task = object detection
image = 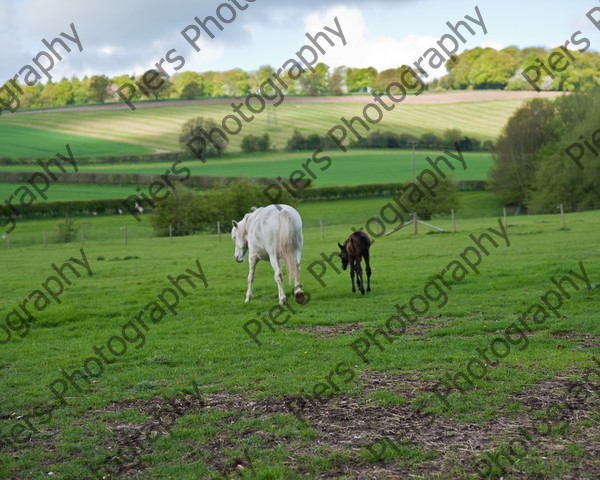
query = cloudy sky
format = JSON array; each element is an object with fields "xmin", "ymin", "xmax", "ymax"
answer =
[{"xmin": 1, "ymin": 0, "xmax": 600, "ymax": 83}]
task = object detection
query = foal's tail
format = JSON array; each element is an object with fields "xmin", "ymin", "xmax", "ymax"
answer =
[{"xmin": 278, "ymin": 210, "xmax": 304, "ymax": 303}]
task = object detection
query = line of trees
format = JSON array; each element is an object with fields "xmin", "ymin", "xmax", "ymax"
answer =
[
  {"xmin": 433, "ymin": 46, "xmax": 600, "ymax": 91},
  {"xmin": 9, "ymin": 46, "xmax": 600, "ymax": 110},
  {"xmin": 284, "ymin": 128, "xmax": 493, "ymax": 152}
]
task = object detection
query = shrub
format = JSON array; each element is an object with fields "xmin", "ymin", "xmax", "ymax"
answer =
[
  {"xmin": 179, "ymin": 117, "xmax": 227, "ymax": 158},
  {"xmin": 55, "ymin": 217, "xmax": 78, "ymax": 243},
  {"xmin": 150, "ymin": 180, "xmax": 298, "ymax": 237},
  {"xmin": 241, "ymin": 134, "xmax": 271, "ymax": 153}
]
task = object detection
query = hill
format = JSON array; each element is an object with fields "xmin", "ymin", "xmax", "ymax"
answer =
[{"xmin": 0, "ymin": 91, "xmax": 564, "ymax": 158}]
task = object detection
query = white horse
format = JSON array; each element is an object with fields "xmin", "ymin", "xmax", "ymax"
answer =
[{"xmin": 232, "ymin": 204, "xmax": 305, "ymax": 305}]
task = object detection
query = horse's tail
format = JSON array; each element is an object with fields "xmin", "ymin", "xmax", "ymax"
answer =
[
  {"xmin": 278, "ymin": 209, "xmax": 299, "ymax": 284},
  {"xmin": 278, "ymin": 209, "xmax": 305, "ymax": 303}
]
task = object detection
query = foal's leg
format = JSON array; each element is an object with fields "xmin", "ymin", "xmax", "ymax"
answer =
[
  {"xmin": 269, "ymin": 255, "xmax": 287, "ymax": 304},
  {"xmin": 245, "ymin": 254, "xmax": 259, "ymax": 303},
  {"xmin": 350, "ymin": 258, "xmax": 356, "ymax": 292},
  {"xmin": 364, "ymin": 251, "xmax": 371, "ymax": 292},
  {"xmin": 355, "ymin": 256, "xmax": 365, "ymax": 295}
]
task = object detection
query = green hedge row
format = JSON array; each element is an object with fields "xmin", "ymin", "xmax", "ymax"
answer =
[
  {"xmin": 1, "ymin": 171, "xmax": 273, "ymax": 188},
  {"xmin": 0, "ymin": 152, "xmax": 187, "ymax": 166},
  {"xmin": 7, "ymin": 198, "xmax": 128, "ymax": 219},
  {"xmin": 294, "ymin": 180, "xmax": 487, "ymax": 201}
]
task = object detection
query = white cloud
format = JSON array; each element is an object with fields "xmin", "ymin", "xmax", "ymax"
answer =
[
  {"xmin": 481, "ymin": 40, "xmax": 505, "ymax": 50},
  {"xmin": 302, "ymin": 5, "xmax": 447, "ymax": 78}
]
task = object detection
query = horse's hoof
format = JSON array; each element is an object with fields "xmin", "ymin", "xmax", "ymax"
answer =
[
  {"xmin": 279, "ymin": 297, "xmax": 287, "ymax": 305},
  {"xmin": 361, "ymin": 290, "xmax": 365, "ymax": 295},
  {"xmin": 295, "ymin": 291, "xmax": 305, "ymax": 304}
]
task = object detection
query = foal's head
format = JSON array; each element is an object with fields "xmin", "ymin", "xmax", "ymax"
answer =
[{"xmin": 338, "ymin": 242, "xmax": 349, "ymax": 271}]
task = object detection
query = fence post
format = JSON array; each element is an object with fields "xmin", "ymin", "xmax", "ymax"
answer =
[
  {"xmin": 169, "ymin": 224, "xmax": 173, "ymax": 242},
  {"xmin": 503, "ymin": 207, "xmax": 507, "ymax": 229},
  {"xmin": 124, "ymin": 225, "xmax": 128, "ymax": 245},
  {"xmin": 413, "ymin": 212, "xmax": 418, "ymax": 235},
  {"xmin": 451, "ymin": 209, "xmax": 456, "ymax": 233},
  {"xmin": 80, "ymin": 226, "xmax": 85, "ymax": 245},
  {"xmin": 320, "ymin": 219, "xmax": 325, "ymax": 239},
  {"xmin": 217, "ymin": 221, "xmax": 221, "ymax": 242},
  {"xmin": 559, "ymin": 204, "xmax": 566, "ymax": 228}
]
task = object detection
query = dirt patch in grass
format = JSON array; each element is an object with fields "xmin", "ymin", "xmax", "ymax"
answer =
[
  {"xmin": 81, "ymin": 370, "xmax": 599, "ymax": 479},
  {"xmin": 289, "ymin": 316, "xmax": 450, "ymax": 340},
  {"xmin": 288, "ymin": 322, "xmax": 363, "ymax": 338},
  {"xmin": 548, "ymin": 332, "xmax": 599, "ymax": 350}
]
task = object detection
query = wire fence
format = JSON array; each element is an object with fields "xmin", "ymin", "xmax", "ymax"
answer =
[{"xmin": 1, "ymin": 203, "xmax": 598, "ymax": 251}]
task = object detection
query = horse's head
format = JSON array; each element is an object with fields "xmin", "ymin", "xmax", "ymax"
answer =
[
  {"xmin": 338, "ymin": 242, "xmax": 348, "ymax": 271},
  {"xmin": 232, "ymin": 215, "xmax": 250, "ymax": 263}
]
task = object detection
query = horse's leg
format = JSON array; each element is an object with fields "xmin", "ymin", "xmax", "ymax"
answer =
[
  {"xmin": 270, "ymin": 255, "xmax": 287, "ymax": 304},
  {"xmin": 356, "ymin": 256, "xmax": 365, "ymax": 295},
  {"xmin": 293, "ymin": 253, "xmax": 304, "ymax": 304},
  {"xmin": 364, "ymin": 251, "xmax": 371, "ymax": 292},
  {"xmin": 350, "ymin": 258, "xmax": 356, "ymax": 292},
  {"xmin": 245, "ymin": 254, "xmax": 259, "ymax": 303}
]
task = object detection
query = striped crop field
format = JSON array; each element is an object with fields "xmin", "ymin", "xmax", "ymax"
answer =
[{"xmin": 0, "ymin": 92, "xmax": 561, "ymax": 159}]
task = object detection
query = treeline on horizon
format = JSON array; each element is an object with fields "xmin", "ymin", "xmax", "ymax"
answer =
[{"xmin": 7, "ymin": 45, "xmax": 600, "ymax": 110}]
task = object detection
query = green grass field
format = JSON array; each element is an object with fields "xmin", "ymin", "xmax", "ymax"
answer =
[
  {"xmin": 0, "ymin": 125, "xmax": 154, "ymax": 158},
  {"xmin": 0, "ymin": 183, "xmax": 144, "ymax": 202},
  {"xmin": 1, "ymin": 201, "xmax": 598, "ymax": 479},
  {"xmin": 0, "ymin": 149, "xmax": 492, "ymax": 188},
  {"xmin": 0, "ymin": 98, "xmax": 526, "ymax": 158}
]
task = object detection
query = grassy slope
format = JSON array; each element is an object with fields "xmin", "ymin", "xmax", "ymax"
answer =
[
  {"xmin": 0, "ymin": 125, "xmax": 154, "ymax": 158},
  {"xmin": 0, "ymin": 98, "xmax": 525, "ymax": 158},
  {"xmin": 0, "ymin": 204, "xmax": 598, "ymax": 479}
]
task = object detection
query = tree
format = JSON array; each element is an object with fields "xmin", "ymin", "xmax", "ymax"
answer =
[
  {"xmin": 371, "ymin": 66, "xmax": 415, "ymax": 92},
  {"xmin": 172, "ymin": 71, "xmax": 204, "ymax": 99},
  {"xmin": 181, "ymin": 82, "xmax": 202, "ymax": 99},
  {"xmin": 150, "ymin": 181, "xmax": 297, "ymax": 236},
  {"xmin": 328, "ymin": 66, "xmax": 346, "ymax": 94},
  {"xmin": 346, "ymin": 67, "xmax": 377, "ymax": 92},
  {"xmin": 150, "ymin": 184, "xmax": 201, "ymax": 236},
  {"xmin": 37, "ymin": 82, "xmax": 56, "ymax": 107},
  {"xmin": 203, "ymin": 71, "xmax": 225, "ymax": 96},
  {"xmin": 19, "ymin": 83, "xmax": 41, "ymax": 108},
  {"xmin": 402, "ymin": 177, "xmax": 460, "ymax": 220},
  {"xmin": 529, "ymin": 92, "xmax": 600, "ymax": 212},
  {"xmin": 469, "ymin": 48, "xmax": 518, "ymax": 89},
  {"xmin": 221, "ymin": 69, "xmax": 250, "ymax": 96},
  {"xmin": 488, "ymin": 98, "xmax": 556, "ymax": 206},
  {"xmin": 251, "ymin": 65, "xmax": 275, "ymax": 92},
  {"xmin": 88, "ymin": 75, "xmax": 110, "ymax": 103},
  {"xmin": 300, "ymin": 63, "xmax": 329, "ymax": 95},
  {"xmin": 179, "ymin": 117, "xmax": 227, "ymax": 158},
  {"xmin": 286, "ymin": 130, "xmax": 307, "ymax": 151},
  {"xmin": 54, "ymin": 78, "xmax": 74, "ymax": 106},
  {"xmin": 241, "ymin": 134, "xmax": 270, "ymax": 153}
]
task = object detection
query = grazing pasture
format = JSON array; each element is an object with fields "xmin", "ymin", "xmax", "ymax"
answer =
[
  {"xmin": 0, "ymin": 149, "xmax": 493, "ymax": 188},
  {"xmin": 1, "ymin": 204, "xmax": 598, "ymax": 479}
]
